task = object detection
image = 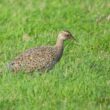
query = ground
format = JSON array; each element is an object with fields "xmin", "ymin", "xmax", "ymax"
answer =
[{"xmin": 0, "ymin": 0, "xmax": 110, "ymax": 110}]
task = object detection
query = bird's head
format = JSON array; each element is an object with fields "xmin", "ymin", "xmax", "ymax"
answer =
[{"xmin": 58, "ymin": 30, "xmax": 75, "ymax": 41}]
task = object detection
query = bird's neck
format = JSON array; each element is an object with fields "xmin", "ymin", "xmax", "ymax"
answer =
[
  {"xmin": 55, "ymin": 38, "xmax": 64, "ymax": 48},
  {"xmin": 55, "ymin": 39, "xmax": 64, "ymax": 61}
]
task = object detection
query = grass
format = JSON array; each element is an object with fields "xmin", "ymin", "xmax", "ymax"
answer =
[{"xmin": 0, "ymin": 0, "xmax": 110, "ymax": 109}]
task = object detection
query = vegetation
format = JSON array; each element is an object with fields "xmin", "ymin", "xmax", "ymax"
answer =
[{"xmin": 0, "ymin": 0, "xmax": 110, "ymax": 109}]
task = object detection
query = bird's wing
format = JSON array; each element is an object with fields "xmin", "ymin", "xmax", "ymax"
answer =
[{"xmin": 9, "ymin": 46, "xmax": 57, "ymax": 72}]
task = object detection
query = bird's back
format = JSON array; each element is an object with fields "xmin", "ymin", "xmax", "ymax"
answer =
[{"xmin": 8, "ymin": 46, "xmax": 57, "ymax": 73}]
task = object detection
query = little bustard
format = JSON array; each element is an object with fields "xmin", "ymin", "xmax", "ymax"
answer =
[{"xmin": 8, "ymin": 31, "xmax": 75, "ymax": 73}]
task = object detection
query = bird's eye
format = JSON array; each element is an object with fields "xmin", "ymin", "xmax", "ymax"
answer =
[{"xmin": 66, "ymin": 34, "xmax": 69, "ymax": 37}]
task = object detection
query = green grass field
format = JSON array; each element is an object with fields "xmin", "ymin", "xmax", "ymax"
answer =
[{"xmin": 0, "ymin": 0, "xmax": 110, "ymax": 109}]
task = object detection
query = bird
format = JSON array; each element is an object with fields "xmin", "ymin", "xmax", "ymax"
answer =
[{"xmin": 8, "ymin": 30, "xmax": 75, "ymax": 73}]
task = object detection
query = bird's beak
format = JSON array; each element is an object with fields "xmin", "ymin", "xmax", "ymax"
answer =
[
  {"xmin": 70, "ymin": 35, "xmax": 76, "ymax": 40},
  {"xmin": 70, "ymin": 35, "xmax": 80, "ymax": 46}
]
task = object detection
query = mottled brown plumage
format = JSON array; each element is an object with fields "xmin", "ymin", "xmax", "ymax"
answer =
[{"xmin": 8, "ymin": 31, "xmax": 74, "ymax": 73}]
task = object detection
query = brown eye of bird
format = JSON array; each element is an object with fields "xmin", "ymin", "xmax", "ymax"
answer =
[{"xmin": 66, "ymin": 34, "xmax": 69, "ymax": 37}]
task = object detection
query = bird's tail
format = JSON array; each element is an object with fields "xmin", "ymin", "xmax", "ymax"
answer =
[{"xmin": 0, "ymin": 63, "xmax": 11, "ymax": 76}]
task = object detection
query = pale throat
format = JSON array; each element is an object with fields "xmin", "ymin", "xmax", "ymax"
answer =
[
  {"xmin": 55, "ymin": 38, "xmax": 64, "ymax": 49},
  {"xmin": 54, "ymin": 38, "xmax": 64, "ymax": 61}
]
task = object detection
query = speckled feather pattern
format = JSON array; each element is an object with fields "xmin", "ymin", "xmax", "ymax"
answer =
[
  {"xmin": 8, "ymin": 31, "xmax": 73, "ymax": 73},
  {"xmin": 8, "ymin": 46, "xmax": 59, "ymax": 73}
]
